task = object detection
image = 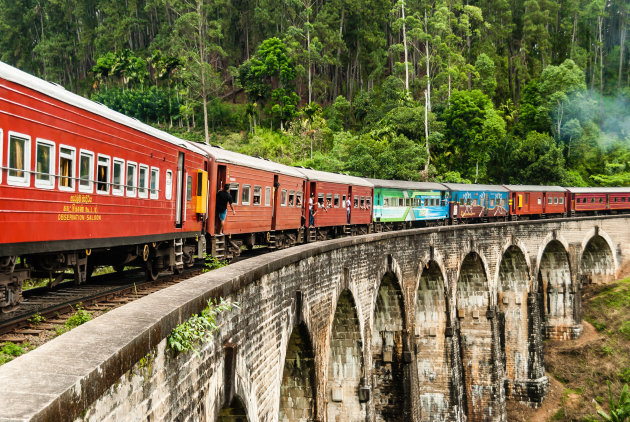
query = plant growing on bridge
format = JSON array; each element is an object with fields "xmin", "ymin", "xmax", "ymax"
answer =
[{"xmin": 167, "ymin": 298, "xmax": 238, "ymax": 356}]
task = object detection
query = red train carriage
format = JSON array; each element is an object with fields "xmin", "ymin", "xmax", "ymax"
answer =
[
  {"xmin": 503, "ymin": 185, "xmax": 567, "ymax": 219},
  {"xmin": 197, "ymin": 145, "xmax": 307, "ymax": 255},
  {"xmin": 0, "ymin": 61, "xmax": 209, "ymax": 311},
  {"xmin": 298, "ymin": 168, "xmax": 373, "ymax": 237},
  {"xmin": 567, "ymin": 187, "xmax": 630, "ymax": 215}
]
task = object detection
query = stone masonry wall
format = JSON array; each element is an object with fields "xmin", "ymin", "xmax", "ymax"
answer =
[{"xmin": 0, "ymin": 216, "xmax": 628, "ymax": 422}]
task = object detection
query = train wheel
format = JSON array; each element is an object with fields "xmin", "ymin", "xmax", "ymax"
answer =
[{"xmin": 145, "ymin": 260, "xmax": 159, "ymax": 281}]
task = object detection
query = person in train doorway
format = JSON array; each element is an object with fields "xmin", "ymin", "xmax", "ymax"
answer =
[
  {"xmin": 308, "ymin": 193, "xmax": 315, "ymax": 227},
  {"xmin": 217, "ymin": 184, "xmax": 236, "ymax": 235},
  {"xmin": 346, "ymin": 197, "xmax": 351, "ymax": 224}
]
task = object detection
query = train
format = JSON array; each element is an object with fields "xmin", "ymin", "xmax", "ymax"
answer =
[{"xmin": 1, "ymin": 60, "xmax": 630, "ymax": 312}]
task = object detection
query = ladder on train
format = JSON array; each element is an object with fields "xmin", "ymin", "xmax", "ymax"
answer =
[
  {"xmin": 212, "ymin": 235, "xmax": 227, "ymax": 260},
  {"xmin": 174, "ymin": 238, "xmax": 184, "ymax": 271},
  {"xmin": 308, "ymin": 228, "xmax": 317, "ymax": 243}
]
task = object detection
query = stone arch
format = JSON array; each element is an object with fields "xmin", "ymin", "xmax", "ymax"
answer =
[
  {"xmin": 278, "ymin": 323, "xmax": 316, "ymax": 422},
  {"xmin": 497, "ymin": 246, "xmax": 530, "ymax": 389},
  {"xmin": 579, "ymin": 234, "xmax": 616, "ymax": 285},
  {"xmin": 537, "ymin": 240, "xmax": 579, "ymax": 340},
  {"xmin": 415, "ymin": 260, "xmax": 450, "ymax": 421},
  {"xmin": 218, "ymin": 396, "xmax": 249, "ymax": 422},
  {"xmin": 534, "ymin": 234, "xmax": 572, "ymax": 280},
  {"xmin": 457, "ymin": 252, "xmax": 499, "ymax": 421},
  {"xmin": 372, "ymin": 271, "xmax": 409, "ymax": 421},
  {"xmin": 327, "ymin": 290, "xmax": 366, "ymax": 421}
]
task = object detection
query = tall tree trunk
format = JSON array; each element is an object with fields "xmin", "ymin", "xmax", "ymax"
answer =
[
  {"xmin": 570, "ymin": 12, "xmax": 577, "ymax": 59},
  {"xmin": 197, "ymin": 0, "xmax": 210, "ymax": 144},
  {"xmin": 402, "ymin": 0, "xmax": 409, "ymax": 95},
  {"xmin": 307, "ymin": 21, "xmax": 312, "ymax": 104},
  {"xmin": 333, "ymin": 8, "xmax": 345, "ymax": 100},
  {"xmin": 423, "ymin": 89, "xmax": 430, "ymax": 180},
  {"xmin": 425, "ymin": 11, "xmax": 431, "ymax": 112},
  {"xmin": 619, "ymin": 10, "xmax": 627, "ymax": 96}
]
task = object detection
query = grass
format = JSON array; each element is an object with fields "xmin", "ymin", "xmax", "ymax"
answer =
[
  {"xmin": 0, "ymin": 342, "xmax": 32, "ymax": 366},
  {"xmin": 546, "ymin": 276, "xmax": 630, "ymax": 420},
  {"xmin": 54, "ymin": 304, "xmax": 93, "ymax": 336}
]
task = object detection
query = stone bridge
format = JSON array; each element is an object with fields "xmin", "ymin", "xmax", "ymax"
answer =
[{"xmin": 1, "ymin": 216, "xmax": 628, "ymax": 422}]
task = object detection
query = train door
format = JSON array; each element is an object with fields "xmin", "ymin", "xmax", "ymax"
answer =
[
  {"xmin": 272, "ymin": 175, "xmax": 279, "ymax": 230},
  {"xmin": 175, "ymin": 152, "xmax": 185, "ymax": 228}
]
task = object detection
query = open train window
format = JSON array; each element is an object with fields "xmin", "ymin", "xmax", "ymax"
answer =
[
  {"xmin": 318, "ymin": 193, "xmax": 324, "ymax": 205},
  {"xmin": 229, "ymin": 183, "xmax": 239, "ymax": 205},
  {"xmin": 397, "ymin": 198, "xmax": 403, "ymax": 207},
  {"xmin": 8, "ymin": 132, "xmax": 31, "ymax": 187},
  {"xmin": 490, "ymin": 199, "xmax": 495, "ymax": 207},
  {"xmin": 165, "ymin": 170, "xmax": 173, "ymax": 200},
  {"xmin": 112, "ymin": 159, "xmax": 124, "ymax": 196},
  {"xmin": 35, "ymin": 139, "xmax": 55, "ymax": 189},
  {"xmin": 591, "ymin": 197, "xmax": 595, "ymax": 203},
  {"xmin": 360, "ymin": 196, "xmax": 365, "ymax": 208},
  {"xmin": 537, "ymin": 197, "xmax": 542, "ymax": 205},
  {"xmin": 554, "ymin": 197, "xmax": 558, "ymax": 204},
  {"xmin": 79, "ymin": 150, "xmax": 94, "ymax": 193},
  {"xmin": 265, "ymin": 186, "xmax": 271, "ymax": 206},
  {"xmin": 150, "ymin": 167, "xmax": 159, "ymax": 199},
  {"xmin": 59, "ymin": 145, "xmax": 75, "ymax": 191},
  {"xmin": 366, "ymin": 197, "xmax": 372, "ymax": 208},
  {"xmin": 383, "ymin": 198, "xmax": 389, "ymax": 207},
  {"xmin": 138, "ymin": 165, "xmax": 149, "ymax": 198},
  {"xmin": 241, "ymin": 184, "xmax": 251, "ymax": 205},
  {"xmin": 355, "ymin": 195, "xmax": 360, "ymax": 208},
  {"xmin": 548, "ymin": 197, "xmax": 553, "ymax": 204},
  {"xmin": 97, "ymin": 155, "xmax": 110, "ymax": 194},
  {"xmin": 599, "ymin": 197, "xmax": 604, "ymax": 203},
  {"xmin": 326, "ymin": 193, "xmax": 332, "ymax": 207},
  {"xmin": 296, "ymin": 191, "xmax": 303, "ymax": 207},
  {"xmin": 126, "ymin": 161, "xmax": 137, "ymax": 197},
  {"xmin": 253, "ymin": 186, "xmax": 262, "ymax": 205},
  {"xmin": 334, "ymin": 194, "xmax": 340, "ymax": 207},
  {"xmin": 405, "ymin": 198, "xmax": 411, "ymax": 207},
  {"xmin": 281, "ymin": 189, "xmax": 288, "ymax": 206},
  {"xmin": 288, "ymin": 190, "xmax": 295, "ymax": 206}
]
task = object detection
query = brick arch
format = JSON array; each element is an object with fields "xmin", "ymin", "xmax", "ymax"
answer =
[
  {"xmin": 372, "ymin": 271, "xmax": 408, "ymax": 421},
  {"xmin": 326, "ymin": 290, "xmax": 366, "ymax": 421},
  {"xmin": 218, "ymin": 395, "xmax": 249, "ymax": 422},
  {"xmin": 534, "ymin": 233, "xmax": 572, "ymax": 280},
  {"xmin": 278, "ymin": 323, "xmax": 316, "ymax": 422},
  {"xmin": 494, "ymin": 240, "xmax": 532, "ymax": 292},
  {"xmin": 415, "ymin": 260, "xmax": 451, "ymax": 421},
  {"xmin": 454, "ymin": 246, "xmax": 494, "ymax": 306},
  {"xmin": 456, "ymin": 252, "xmax": 499, "ymax": 421},
  {"xmin": 537, "ymin": 240, "xmax": 579, "ymax": 340},
  {"xmin": 497, "ymin": 246, "xmax": 530, "ymax": 386},
  {"xmin": 579, "ymin": 234, "xmax": 616, "ymax": 284}
]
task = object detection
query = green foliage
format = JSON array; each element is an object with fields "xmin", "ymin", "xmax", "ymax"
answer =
[
  {"xmin": 167, "ymin": 298, "xmax": 238, "ymax": 356},
  {"xmin": 55, "ymin": 304, "xmax": 93, "ymax": 336},
  {"xmin": 595, "ymin": 382, "xmax": 630, "ymax": 422},
  {"xmin": 0, "ymin": 342, "xmax": 32, "ymax": 366},
  {"xmin": 27, "ymin": 313, "xmax": 46, "ymax": 326},
  {"xmin": 92, "ymin": 86, "xmax": 182, "ymax": 124},
  {"xmin": 203, "ymin": 254, "xmax": 228, "ymax": 272}
]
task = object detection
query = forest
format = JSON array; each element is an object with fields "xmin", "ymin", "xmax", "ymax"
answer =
[{"xmin": 1, "ymin": 0, "xmax": 629, "ymax": 186}]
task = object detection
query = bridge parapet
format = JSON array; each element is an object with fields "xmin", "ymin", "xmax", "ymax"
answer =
[{"xmin": 0, "ymin": 216, "xmax": 627, "ymax": 421}]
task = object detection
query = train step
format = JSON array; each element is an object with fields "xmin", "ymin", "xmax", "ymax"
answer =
[
  {"xmin": 308, "ymin": 228, "xmax": 317, "ymax": 243},
  {"xmin": 212, "ymin": 235, "xmax": 227, "ymax": 260},
  {"xmin": 173, "ymin": 238, "xmax": 184, "ymax": 270}
]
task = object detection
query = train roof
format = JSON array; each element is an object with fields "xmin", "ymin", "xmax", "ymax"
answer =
[
  {"xmin": 0, "ymin": 61, "xmax": 207, "ymax": 156},
  {"xmin": 295, "ymin": 168, "xmax": 374, "ymax": 187},
  {"xmin": 365, "ymin": 178, "xmax": 447, "ymax": 191},
  {"xmin": 440, "ymin": 183, "xmax": 509, "ymax": 192},
  {"xmin": 565, "ymin": 187, "xmax": 630, "ymax": 193},
  {"xmin": 193, "ymin": 144, "xmax": 306, "ymax": 178},
  {"xmin": 502, "ymin": 185, "xmax": 567, "ymax": 192}
]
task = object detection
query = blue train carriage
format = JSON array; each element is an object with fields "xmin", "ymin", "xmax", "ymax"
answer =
[
  {"xmin": 366, "ymin": 179, "xmax": 450, "ymax": 230},
  {"xmin": 441, "ymin": 183, "xmax": 509, "ymax": 224}
]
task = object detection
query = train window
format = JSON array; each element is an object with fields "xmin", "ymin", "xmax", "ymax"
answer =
[
  {"xmin": 165, "ymin": 170, "xmax": 173, "ymax": 200},
  {"xmin": 288, "ymin": 190, "xmax": 295, "ymax": 206},
  {"xmin": 35, "ymin": 139, "xmax": 55, "ymax": 189},
  {"xmin": 537, "ymin": 197, "xmax": 542, "ymax": 205},
  {"xmin": 126, "ymin": 161, "xmax": 137, "ymax": 197},
  {"xmin": 591, "ymin": 197, "xmax": 596, "ymax": 203},
  {"xmin": 79, "ymin": 150, "xmax": 94, "ymax": 193},
  {"xmin": 97, "ymin": 155, "xmax": 110, "ymax": 194},
  {"xmin": 326, "ymin": 193, "xmax": 332, "ymax": 207},
  {"xmin": 112, "ymin": 159, "xmax": 125, "ymax": 196},
  {"xmin": 473, "ymin": 199, "xmax": 478, "ymax": 206},
  {"xmin": 7, "ymin": 132, "xmax": 31, "ymax": 187},
  {"xmin": 281, "ymin": 189, "xmax": 288, "ymax": 206},
  {"xmin": 548, "ymin": 197, "xmax": 553, "ymax": 204},
  {"xmin": 58, "ymin": 146, "xmax": 76, "ymax": 191},
  {"xmin": 398, "ymin": 198, "xmax": 403, "ymax": 207},
  {"xmin": 367, "ymin": 197, "xmax": 372, "ymax": 208},
  {"xmin": 554, "ymin": 197, "xmax": 558, "ymax": 204},
  {"xmin": 599, "ymin": 197, "xmax": 604, "ymax": 203},
  {"xmin": 525, "ymin": 194, "xmax": 529, "ymax": 205},
  {"xmin": 265, "ymin": 186, "xmax": 271, "ymax": 206},
  {"xmin": 318, "ymin": 193, "xmax": 324, "ymax": 205},
  {"xmin": 459, "ymin": 198, "xmax": 464, "ymax": 205},
  {"xmin": 342, "ymin": 195, "xmax": 347, "ymax": 204},
  {"xmin": 559, "ymin": 197, "xmax": 563, "ymax": 204},
  {"xmin": 405, "ymin": 198, "xmax": 411, "ymax": 207},
  {"xmin": 253, "ymin": 186, "xmax": 262, "ymax": 205},
  {"xmin": 355, "ymin": 195, "xmax": 359, "ymax": 208},
  {"xmin": 296, "ymin": 191, "xmax": 303, "ymax": 207},
  {"xmin": 139, "ymin": 165, "xmax": 149, "ymax": 198},
  {"xmin": 186, "ymin": 175, "xmax": 192, "ymax": 201},
  {"xmin": 490, "ymin": 199, "xmax": 495, "ymax": 207},
  {"xmin": 229, "ymin": 184, "xmax": 239, "ymax": 205},
  {"xmin": 360, "ymin": 196, "xmax": 365, "ymax": 208},
  {"xmin": 383, "ymin": 198, "xmax": 389, "ymax": 207},
  {"xmin": 334, "ymin": 194, "xmax": 340, "ymax": 207},
  {"xmin": 150, "ymin": 167, "xmax": 159, "ymax": 199},
  {"xmin": 241, "ymin": 184, "xmax": 251, "ymax": 205}
]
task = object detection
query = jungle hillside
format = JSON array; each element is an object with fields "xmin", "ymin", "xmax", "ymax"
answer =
[{"xmin": 1, "ymin": 0, "xmax": 630, "ymax": 185}]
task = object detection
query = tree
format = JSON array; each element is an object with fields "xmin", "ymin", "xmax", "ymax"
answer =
[{"xmin": 507, "ymin": 131, "xmax": 568, "ymax": 185}]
